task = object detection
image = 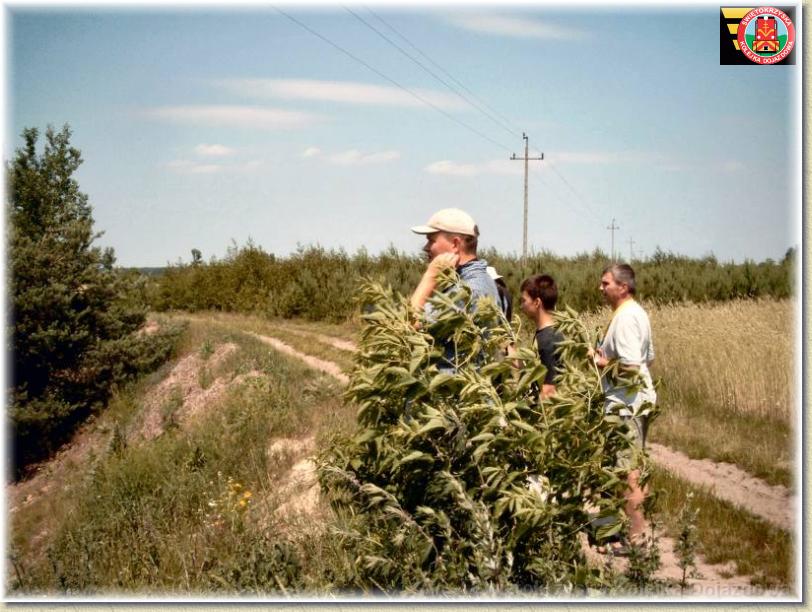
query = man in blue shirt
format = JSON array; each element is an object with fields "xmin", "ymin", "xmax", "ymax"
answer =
[{"xmin": 409, "ymin": 208, "xmax": 500, "ymax": 315}]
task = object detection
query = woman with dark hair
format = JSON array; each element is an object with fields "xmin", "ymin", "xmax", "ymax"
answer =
[{"xmin": 519, "ymin": 274, "xmax": 565, "ymax": 399}]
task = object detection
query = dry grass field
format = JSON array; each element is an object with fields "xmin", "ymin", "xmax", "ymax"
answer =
[{"xmin": 633, "ymin": 299, "xmax": 792, "ymax": 488}]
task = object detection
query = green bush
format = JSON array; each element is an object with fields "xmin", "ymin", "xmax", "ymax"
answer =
[
  {"xmin": 315, "ymin": 273, "xmax": 634, "ymax": 593},
  {"xmin": 149, "ymin": 242, "xmax": 794, "ymax": 323}
]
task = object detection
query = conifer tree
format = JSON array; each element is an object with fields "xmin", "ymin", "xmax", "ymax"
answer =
[{"xmin": 7, "ymin": 125, "xmax": 171, "ymax": 471}]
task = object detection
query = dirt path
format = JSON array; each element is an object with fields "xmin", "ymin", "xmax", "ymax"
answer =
[
  {"xmin": 274, "ymin": 326, "xmax": 358, "ymax": 353},
  {"xmin": 647, "ymin": 443, "xmax": 794, "ymax": 531},
  {"xmin": 247, "ymin": 332, "xmax": 349, "ymax": 385},
  {"xmin": 581, "ymin": 531, "xmax": 782, "ymax": 596},
  {"xmin": 132, "ymin": 342, "xmax": 239, "ymax": 442}
]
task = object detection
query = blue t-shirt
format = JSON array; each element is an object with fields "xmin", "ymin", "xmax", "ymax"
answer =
[{"xmin": 423, "ymin": 258, "xmax": 500, "ymax": 370}]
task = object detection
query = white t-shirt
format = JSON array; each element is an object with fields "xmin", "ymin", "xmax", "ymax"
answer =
[{"xmin": 599, "ymin": 299, "xmax": 656, "ymax": 415}]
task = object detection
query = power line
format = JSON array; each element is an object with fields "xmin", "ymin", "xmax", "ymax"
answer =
[
  {"xmin": 544, "ymin": 160, "xmax": 605, "ymax": 226},
  {"xmin": 273, "ymin": 6, "xmax": 514, "ymax": 153},
  {"xmin": 607, "ymin": 218, "xmax": 620, "ymax": 261},
  {"xmin": 525, "ymin": 171, "xmax": 608, "ymax": 252},
  {"xmin": 360, "ymin": 6, "xmax": 523, "ymax": 140}
]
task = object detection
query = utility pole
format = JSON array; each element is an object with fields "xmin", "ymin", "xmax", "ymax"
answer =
[
  {"xmin": 627, "ymin": 237, "xmax": 636, "ymax": 262},
  {"xmin": 510, "ymin": 133, "xmax": 543, "ymax": 262},
  {"xmin": 607, "ymin": 218, "xmax": 620, "ymax": 261}
]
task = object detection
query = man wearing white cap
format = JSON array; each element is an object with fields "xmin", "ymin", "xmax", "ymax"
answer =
[{"xmin": 409, "ymin": 207, "xmax": 500, "ymax": 320}]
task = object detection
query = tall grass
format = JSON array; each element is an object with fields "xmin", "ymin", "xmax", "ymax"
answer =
[
  {"xmin": 579, "ymin": 299, "xmax": 795, "ymax": 487},
  {"xmin": 650, "ymin": 299, "xmax": 794, "ymax": 423}
]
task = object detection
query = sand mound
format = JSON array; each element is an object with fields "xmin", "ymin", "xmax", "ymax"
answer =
[{"xmin": 131, "ymin": 342, "xmax": 238, "ymax": 442}]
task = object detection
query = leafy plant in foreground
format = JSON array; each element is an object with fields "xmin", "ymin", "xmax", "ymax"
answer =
[{"xmin": 318, "ymin": 273, "xmax": 637, "ymax": 593}]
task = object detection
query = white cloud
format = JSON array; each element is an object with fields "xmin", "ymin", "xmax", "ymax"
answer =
[
  {"xmin": 425, "ymin": 160, "xmax": 480, "ymax": 177},
  {"xmin": 425, "ymin": 159, "xmax": 523, "ymax": 177},
  {"xmin": 482, "ymin": 159, "xmax": 524, "ymax": 176},
  {"xmin": 448, "ymin": 14, "xmax": 585, "ymax": 40},
  {"xmin": 148, "ymin": 105, "xmax": 323, "ymax": 130},
  {"xmin": 215, "ymin": 79, "xmax": 465, "ymax": 110},
  {"xmin": 166, "ymin": 158, "xmax": 266, "ymax": 175},
  {"xmin": 302, "ymin": 147, "xmax": 322, "ymax": 158},
  {"xmin": 194, "ymin": 143, "xmax": 235, "ymax": 157},
  {"xmin": 166, "ymin": 160, "xmax": 221, "ymax": 174},
  {"xmin": 327, "ymin": 149, "xmax": 401, "ymax": 165}
]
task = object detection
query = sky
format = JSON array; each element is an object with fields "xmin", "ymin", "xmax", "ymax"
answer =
[{"xmin": 5, "ymin": 2, "xmax": 802, "ymax": 267}]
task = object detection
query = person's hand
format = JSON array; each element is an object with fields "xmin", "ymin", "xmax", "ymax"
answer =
[
  {"xmin": 427, "ymin": 252, "xmax": 459, "ymax": 275},
  {"xmin": 593, "ymin": 347, "xmax": 608, "ymax": 368}
]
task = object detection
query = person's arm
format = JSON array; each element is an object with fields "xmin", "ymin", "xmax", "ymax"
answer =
[
  {"xmin": 537, "ymin": 330, "xmax": 560, "ymax": 397},
  {"xmin": 409, "ymin": 253, "xmax": 458, "ymax": 312}
]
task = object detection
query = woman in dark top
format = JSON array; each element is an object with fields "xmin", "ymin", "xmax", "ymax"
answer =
[{"xmin": 519, "ymin": 274, "xmax": 564, "ymax": 399}]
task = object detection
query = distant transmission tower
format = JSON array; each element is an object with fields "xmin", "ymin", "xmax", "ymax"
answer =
[{"xmin": 607, "ymin": 218, "xmax": 620, "ymax": 261}]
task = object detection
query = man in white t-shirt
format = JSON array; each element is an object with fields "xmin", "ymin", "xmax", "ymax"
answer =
[{"xmin": 591, "ymin": 263, "xmax": 656, "ymax": 546}]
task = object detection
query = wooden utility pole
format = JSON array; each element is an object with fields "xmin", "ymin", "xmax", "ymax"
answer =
[
  {"xmin": 607, "ymin": 218, "xmax": 620, "ymax": 261},
  {"xmin": 627, "ymin": 237, "xmax": 636, "ymax": 262},
  {"xmin": 510, "ymin": 133, "xmax": 543, "ymax": 261}
]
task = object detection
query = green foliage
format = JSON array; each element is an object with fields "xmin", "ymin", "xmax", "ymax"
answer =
[
  {"xmin": 674, "ymin": 492, "xmax": 701, "ymax": 592},
  {"xmin": 622, "ymin": 528, "xmax": 663, "ymax": 592},
  {"xmin": 149, "ymin": 241, "xmax": 795, "ymax": 322},
  {"xmin": 7, "ymin": 125, "xmax": 182, "ymax": 473},
  {"xmin": 316, "ymin": 273, "xmax": 635, "ymax": 593}
]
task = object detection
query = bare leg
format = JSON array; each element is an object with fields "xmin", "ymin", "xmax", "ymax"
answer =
[{"xmin": 625, "ymin": 468, "xmax": 647, "ymax": 542}]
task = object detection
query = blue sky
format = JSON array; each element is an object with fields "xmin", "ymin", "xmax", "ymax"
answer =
[{"xmin": 6, "ymin": 3, "xmax": 802, "ymax": 267}]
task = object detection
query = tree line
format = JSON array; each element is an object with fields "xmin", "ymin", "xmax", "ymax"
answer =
[{"xmin": 148, "ymin": 243, "xmax": 795, "ymax": 323}]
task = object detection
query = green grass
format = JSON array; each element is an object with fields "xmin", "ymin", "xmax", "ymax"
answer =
[
  {"xmin": 651, "ymin": 467, "xmax": 793, "ymax": 591},
  {"xmin": 8, "ymin": 319, "xmax": 354, "ymax": 595}
]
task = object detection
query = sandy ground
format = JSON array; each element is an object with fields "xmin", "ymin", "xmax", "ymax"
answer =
[
  {"xmin": 130, "ymin": 342, "xmax": 239, "ymax": 442},
  {"xmin": 647, "ymin": 443, "xmax": 794, "ymax": 531},
  {"xmin": 274, "ymin": 327, "xmax": 358, "ymax": 353},
  {"xmin": 268, "ymin": 435, "xmax": 320, "ymax": 519}
]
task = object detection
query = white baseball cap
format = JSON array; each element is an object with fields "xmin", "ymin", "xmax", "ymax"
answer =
[
  {"xmin": 486, "ymin": 266, "xmax": 503, "ymax": 280},
  {"xmin": 411, "ymin": 208, "xmax": 478, "ymax": 237}
]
